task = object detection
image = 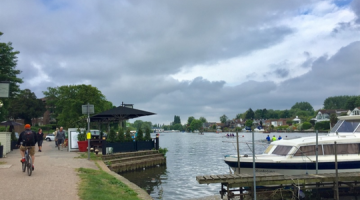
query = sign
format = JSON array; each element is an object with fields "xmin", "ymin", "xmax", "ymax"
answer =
[
  {"xmin": 87, "ymin": 132, "xmax": 91, "ymax": 140},
  {"xmin": 82, "ymin": 104, "xmax": 94, "ymax": 114},
  {"xmin": 0, "ymin": 82, "xmax": 10, "ymax": 98}
]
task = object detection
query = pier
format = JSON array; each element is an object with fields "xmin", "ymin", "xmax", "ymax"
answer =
[
  {"xmin": 196, "ymin": 172, "xmax": 360, "ymax": 199},
  {"xmin": 102, "ymin": 150, "xmax": 166, "ymax": 173}
]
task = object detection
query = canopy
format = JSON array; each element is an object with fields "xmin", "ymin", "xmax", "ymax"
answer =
[
  {"xmin": 90, "ymin": 106, "xmax": 155, "ymax": 123},
  {"xmin": 0, "ymin": 120, "xmax": 23, "ymax": 126}
]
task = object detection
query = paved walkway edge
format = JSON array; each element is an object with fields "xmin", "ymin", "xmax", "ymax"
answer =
[{"xmin": 97, "ymin": 160, "xmax": 153, "ymax": 200}]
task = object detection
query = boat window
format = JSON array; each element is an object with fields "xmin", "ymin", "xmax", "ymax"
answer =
[
  {"xmin": 330, "ymin": 120, "xmax": 343, "ymax": 133},
  {"xmin": 272, "ymin": 145, "xmax": 292, "ymax": 156},
  {"xmin": 323, "ymin": 144, "xmax": 360, "ymax": 155},
  {"xmin": 264, "ymin": 145, "xmax": 274, "ymax": 154},
  {"xmin": 356, "ymin": 125, "xmax": 360, "ymax": 133},
  {"xmin": 294, "ymin": 145, "xmax": 323, "ymax": 156},
  {"xmin": 337, "ymin": 120, "xmax": 360, "ymax": 133}
]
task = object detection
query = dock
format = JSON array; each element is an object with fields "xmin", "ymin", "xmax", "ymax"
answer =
[
  {"xmin": 102, "ymin": 150, "xmax": 166, "ymax": 173},
  {"xmin": 196, "ymin": 172, "xmax": 360, "ymax": 199}
]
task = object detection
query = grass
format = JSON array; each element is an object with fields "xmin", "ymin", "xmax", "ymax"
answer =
[
  {"xmin": 0, "ymin": 161, "xmax": 6, "ymax": 165},
  {"xmin": 75, "ymin": 152, "xmax": 102, "ymax": 161},
  {"xmin": 77, "ymin": 167, "xmax": 141, "ymax": 200}
]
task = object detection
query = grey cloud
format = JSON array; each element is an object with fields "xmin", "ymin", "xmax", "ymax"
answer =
[
  {"xmin": 274, "ymin": 68, "xmax": 289, "ymax": 78},
  {"xmin": 351, "ymin": 0, "xmax": 360, "ymax": 23}
]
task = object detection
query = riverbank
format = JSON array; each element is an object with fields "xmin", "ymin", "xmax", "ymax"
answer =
[{"xmin": 0, "ymin": 141, "xmax": 152, "ymax": 200}]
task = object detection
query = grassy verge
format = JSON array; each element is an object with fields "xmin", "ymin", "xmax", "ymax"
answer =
[
  {"xmin": 75, "ymin": 152, "xmax": 102, "ymax": 160},
  {"xmin": 77, "ymin": 167, "xmax": 141, "ymax": 200}
]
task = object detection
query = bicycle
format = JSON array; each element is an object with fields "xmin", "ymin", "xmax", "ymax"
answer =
[{"xmin": 22, "ymin": 147, "xmax": 33, "ymax": 176}]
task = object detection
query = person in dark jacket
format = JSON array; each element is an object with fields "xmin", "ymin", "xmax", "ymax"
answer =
[
  {"xmin": 17, "ymin": 124, "xmax": 37, "ymax": 170},
  {"xmin": 37, "ymin": 128, "xmax": 44, "ymax": 152}
]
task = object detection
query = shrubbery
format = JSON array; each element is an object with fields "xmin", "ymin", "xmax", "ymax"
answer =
[
  {"xmin": 302, "ymin": 122, "xmax": 312, "ymax": 130},
  {"xmin": 314, "ymin": 121, "xmax": 330, "ymax": 131}
]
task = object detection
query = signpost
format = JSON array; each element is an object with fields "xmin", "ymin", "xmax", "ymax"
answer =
[
  {"xmin": 0, "ymin": 82, "xmax": 10, "ymax": 98},
  {"xmin": 82, "ymin": 103, "xmax": 94, "ymax": 160}
]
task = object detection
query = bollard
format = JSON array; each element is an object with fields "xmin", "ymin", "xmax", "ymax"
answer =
[{"xmin": 156, "ymin": 133, "xmax": 159, "ymax": 150}]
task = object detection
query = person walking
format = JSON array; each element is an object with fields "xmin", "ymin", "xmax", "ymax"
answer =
[
  {"xmin": 37, "ymin": 128, "xmax": 44, "ymax": 152},
  {"xmin": 272, "ymin": 135, "xmax": 277, "ymax": 141},
  {"xmin": 56, "ymin": 127, "xmax": 66, "ymax": 150},
  {"xmin": 54, "ymin": 128, "xmax": 59, "ymax": 147},
  {"xmin": 17, "ymin": 124, "xmax": 37, "ymax": 170}
]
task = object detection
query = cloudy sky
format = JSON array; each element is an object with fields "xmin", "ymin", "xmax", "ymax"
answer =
[{"xmin": 1, "ymin": 0, "xmax": 359, "ymax": 125}]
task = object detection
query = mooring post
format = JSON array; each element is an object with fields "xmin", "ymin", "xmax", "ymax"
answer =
[
  {"xmin": 252, "ymin": 130, "xmax": 256, "ymax": 200},
  {"xmin": 236, "ymin": 131, "xmax": 240, "ymax": 174},
  {"xmin": 156, "ymin": 133, "xmax": 159, "ymax": 150},
  {"xmin": 316, "ymin": 130, "xmax": 318, "ymax": 174},
  {"xmin": 334, "ymin": 141, "xmax": 339, "ymax": 200}
]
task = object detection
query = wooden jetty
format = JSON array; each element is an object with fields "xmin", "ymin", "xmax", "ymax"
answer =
[
  {"xmin": 196, "ymin": 172, "xmax": 360, "ymax": 199},
  {"xmin": 102, "ymin": 150, "xmax": 166, "ymax": 173}
]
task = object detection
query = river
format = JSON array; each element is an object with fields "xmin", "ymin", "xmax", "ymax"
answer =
[{"xmin": 120, "ymin": 131, "xmax": 326, "ymax": 200}]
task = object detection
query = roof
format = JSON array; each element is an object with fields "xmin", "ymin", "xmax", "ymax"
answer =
[{"xmin": 90, "ymin": 106, "xmax": 155, "ymax": 122}]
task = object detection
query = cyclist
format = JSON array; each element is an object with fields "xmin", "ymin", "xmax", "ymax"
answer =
[{"xmin": 17, "ymin": 124, "xmax": 37, "ymax": 170}]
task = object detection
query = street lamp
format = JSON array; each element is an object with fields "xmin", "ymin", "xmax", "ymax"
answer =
[{"xmin": 0, "ymin": 100, "xmax": 3, "ymax": 108}]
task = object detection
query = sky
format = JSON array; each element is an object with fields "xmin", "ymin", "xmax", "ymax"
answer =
[{"xmin": 0, "ymin": 0, "xmax": 359, "ymax": 125}]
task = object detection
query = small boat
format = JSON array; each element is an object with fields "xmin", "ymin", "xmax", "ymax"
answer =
[{"xmin": 224, "ymin": 108, "xmax": 360, "ymax": 175}]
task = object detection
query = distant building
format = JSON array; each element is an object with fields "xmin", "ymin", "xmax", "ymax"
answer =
[{"xmin": 314, "ymin": 109, "xmax": 348, "ymax": 123}]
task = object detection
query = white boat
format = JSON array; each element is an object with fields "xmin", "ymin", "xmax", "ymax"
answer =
[{"xmin": 224, "ymin": 108, "xmax": 360, "ymax": 175}]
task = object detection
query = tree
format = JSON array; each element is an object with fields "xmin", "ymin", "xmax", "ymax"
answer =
[
  {"xmin": 125, "ymin": 128, "xmax": 132, "ymax": 142},
  {"xmin": 235, "ymin": 113, "xmax": 243, "ymax": 119},
  {"xmin": 199, "ymin": 117, "xmax": 207, "ymax": 123},
  {"xmin": 43, "ymin": 84, "xmax": 112, "ymax": 128},
  {"xmin": 330, "ymin": 113, "xmax": 338, "ymax": 128},
  {"xmin": 245, "ymin": 120, "xmax": 253, "ymax": 127},
  {"xmin": 324, "ymin": 96, "xmax": 352, "ymax": 109},
  {"xmin": 133, "ymin": 120, "xmax": 143, "ymax": 130},
  {"xmin": 212, "ymin": 124, "xmax": 216, "ymax": 129},
  {"xmin": 8, "ymin": 89, "xmax": 46, "ymax": 125},
  {"xmin": 117, "ymin": 128, "xmax": 125, "ymax": 142},
  {"xmin": 245, "ymin": 108, "xmax": 254, "ymax": 119},
  {"xmin": 137, "ymin": 128, "xmax": 144, "ymax": 141},
  {"xmin": 144, "ymin": 127, "xmax": 151, "ymax": 141},
  {"xmin": 173, "ymin": 115, "xmax": 181, "ymax": 124},
  {"xmin": 0, "ymin": 32, "xmax": 23, "ymax": 121},
  {"xmin": 302, "ymin": 122, "xmax": 312, "ymax": 130},
  {"xmin": 254, "ymin": 109, "xmax": 262, "ymax": 119},
  {"xmin": 220, "ymin": 114, "xmax": 228, "ymax": 124},
  {"xmin": 280, "ymin": 109, "xmax": 290, "ymax": 118},
  {"xmin": 291, "ymin": 102, "xmax": 314, "ymax": 112},
  {"xmin": 345, "ymin": 96, "xmax": 360, "ymax": 110},
  {"xmin": 190, "ymin": 119, "xmax": 202, "ymax": 132},
  {"xmin": 187, "ymin": 116, "xmax": 195, "ymax": 125}
]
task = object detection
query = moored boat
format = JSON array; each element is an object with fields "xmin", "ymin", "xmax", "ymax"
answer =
[{"xmin": 224, "ymin": 108, "xmax": 360, "ymax": 175}]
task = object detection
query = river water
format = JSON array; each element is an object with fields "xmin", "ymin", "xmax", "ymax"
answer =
[{"xmin": 120, "ymin": 131, "xmax": 326, "ymax": 200}]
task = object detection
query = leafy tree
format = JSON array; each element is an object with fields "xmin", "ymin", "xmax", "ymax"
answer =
[
  {"xmin": 190, "ymin": 119, "xmax": 202, "ymax": 132},
  {"xmin": 280, "ymin": 109, "xmax": 290, "ymax": 118},
  {"xmin": 133, "ymin": 120, "xmax": 143, "ymax": 130},
  {"xmin": 137, "ymin": 128, "xmax": 144, "ymax": 141},
  {"xmin": 330, "ymin": 113, "xmax": 338, "ymax": 128},
  {"xmin": 302, "ymin": 122, "xmax": 312, "ymax": 130},
  {"xmin": 117, "ymin": 128, "xmax": 125, "ymax": 142},
  {"xmin": 199, "ymin": 117, "xmax": 207, "ymax": 123},
  {"xmin": 235, "ymin": 113, "xmax": 243, "ymax": 119},
  {"xmin": 235, "ymin": 127, "xmax": 243, "ymax": 132},
  {"xmin": 345, "ymin": 96, "xmax": 360, "ymax": 110},
  {"xmin": 43, "ymin": 84, "xmax": 112, "ymax": 128},
  {"xmin": 324, "ymin": 96, "xmax": 352, "ymax": 109},
  {"xmin": 0, "ymin": 32, "xmax": 23, "ymax": 121},
  {"xmin": 145, "ymin": 127, "xmax": 151, "ymax": 141},
  {"xmin": 262, "ymin": 109, "xmax": 268, "ymax": 119},
  {"xmin": 187, "ymin": 116, "xmax": 195, "ymax": 125},
  {"xmin": 172, "ymin": 123, "xmax": 183, "ymax": 131},
  {"xmin": 107, "ymin": 129, "xmax": 117, "ymax": 142},
  {"xmin": 173, "ymin": 115, "xmax": 181, "ymax": 124},
  {"xmin": 286, "ymin": 120, "xmax": 293, "ymax": 126},
  {"xmin": 8, "ymin": 89, "xmax": 46, "ymax": 125},
  {"xmin": 245, "ymin": 120, "xmax": 253, "ymax": 127},
  {"xmin": 212, "ymin": 124, "xmax": 216, "ymax": 129},
  {"xmin": 245, "ymin": 108, "xmax": 254, "ymax": 119},
  {"xmin": 125, "ymin": 128, "xmax": 132, "ymax": 142},
  {"xmin": 254, "ymin": 109, "xmax": 263, "ymax": 119},
  {"xmin": 291, "ymin": 102, "xmax": 314, "ymax": 112},
  {"xmin": 220, "ymin": 114, "xmax": 228, "ymax": 124}
]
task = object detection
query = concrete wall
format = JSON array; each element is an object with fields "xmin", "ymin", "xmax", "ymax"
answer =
[{"xmin": 0, "ymin": 132, "xmax": 11, "ymax": 157}]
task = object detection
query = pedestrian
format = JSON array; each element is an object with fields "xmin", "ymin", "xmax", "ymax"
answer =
[
  {"xmin": 37, "ymin": 128, "xmax": 44, "ymax": 152},
  {"xmin": 278, "ymin": 135, "xmax": 282, "ymax": 140},
  {"xmin": 272, "ymin": 135, "xmax": 277, "ymax": 141},
  {"xmin": 54, "ymin": 128, "xmax": 59, "ymax": 147},
  {"xmin": 56, "ymin": 127, "xmax": 66, "ymax": 150}
]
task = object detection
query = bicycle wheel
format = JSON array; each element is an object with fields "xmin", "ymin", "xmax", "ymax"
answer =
[{"xmin": 27, "ymin": 155, "xmax": 32, "ymax": 176}]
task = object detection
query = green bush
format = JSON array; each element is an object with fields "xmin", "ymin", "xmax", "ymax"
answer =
[
  {"xmin": 117, "ymin": 128, "xmax": 125, "ymax": 142},
  {"xmin": 144, "ymin": 127, "xmax": 151, "ymax": 141},
  {"xmin": 77, "ymin": 129, "xmax": 86, "ymax": 141},
  {"xmin": 11, "ymin": 131, "xmax": 17, "ymax": 141},
  {"xmin": 125, "ymin": 128, "xmax": 132, "ymax": 142},
  {"xmin": 0, "ymin": 127, "xmax": 6, "ymax": 132},
  {"xmin": 302, "ymin": 122, "xmax": 312, "ymax": 130},
  {"xmin": 106, "ymin": 129, "xmax": 117, "ymax": 142},
  {"xmin": 314, "ymin": 121, "xmax": 330, "ymax": 131},
  {"xmin": 137, "ymin": 129, "xmax": 144, "ymax": 141}
]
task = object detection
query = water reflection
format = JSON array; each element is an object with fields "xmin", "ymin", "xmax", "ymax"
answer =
[
  {"xmin": 120, "ymin": 132, "xmax": 325, "ymax": 200},
  {"xmin": 120, "ymin": 166, "xmax": 168, "ymax": 199}
]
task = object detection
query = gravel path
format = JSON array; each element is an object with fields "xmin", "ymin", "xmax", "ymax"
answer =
[{"xmin": 0, "ymin": 140, "xmax": 98, "ymax": 200}]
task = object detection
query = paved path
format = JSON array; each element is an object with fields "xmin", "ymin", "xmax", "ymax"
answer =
[{"xmin": 0, "ymin": 140, "xmax": 98, "ymax": 200}]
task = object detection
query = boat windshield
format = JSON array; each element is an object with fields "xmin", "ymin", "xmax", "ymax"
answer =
[
  {"xmin": 331, "ymin": 120, "xmax": 360, "ymax": 133},
  {"xmin": 271, "ymin": 145, "xmax": 292, "ymax": 156}
]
